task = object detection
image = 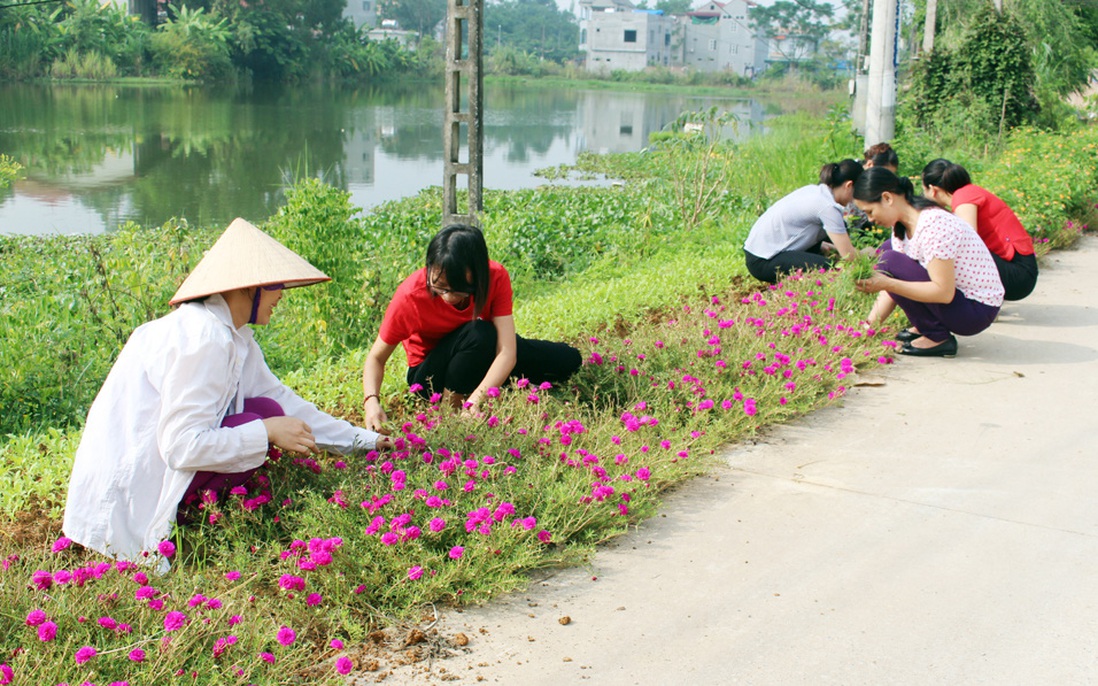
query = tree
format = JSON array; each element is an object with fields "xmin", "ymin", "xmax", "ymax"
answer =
[
  {"xmin": 655, "ymin": 0, "xmax": 693, "ymax": 15},
  {"xmin": 485, "ymin": 0, "xmax": 579, "ymax": 64},
  {"xmin": 379, "ymin": 0, "xmax": 448, "ymax": 37},
  {"xmin": 917, "ymin": 0, "xmax": 1098, "ymax": 96},
  {"xmin": 749, "ymin": 0, "xmax": 835, "ymax": 64}
]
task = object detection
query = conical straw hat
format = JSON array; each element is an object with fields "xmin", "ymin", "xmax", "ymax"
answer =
[{"xmin": 169, "ymin": 218, "xmax": 330, "ymax": 306}]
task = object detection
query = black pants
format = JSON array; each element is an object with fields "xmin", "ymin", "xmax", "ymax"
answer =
[
  {"xmin": 992, "ymin": 251, "xmax": 1038, "ymax": 301},
  {"xmin": 744, "ymin": 245, "xmax": 831, "ymax": 284},
  {"xmin": 407, "ymin": 320, "xmax": 582, "ymax": 397}
]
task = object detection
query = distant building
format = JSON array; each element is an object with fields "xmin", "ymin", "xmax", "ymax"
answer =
[
  {"xmin": 366, "ymin": 27, "xmax": 419, "ymax": 47},
  {"xmin": 344, "ymin": 0, "xmax": 379, "ymax": 30},
  {"xmin": 580, "ymin": 0, "xmax": 678, "ymax": 73},
  {"xmin": 682, "ymin": 0, "xmax": 766, "ymax": 77}
]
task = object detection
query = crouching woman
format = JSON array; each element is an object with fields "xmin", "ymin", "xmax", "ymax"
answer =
[
  {"xmin": 63, "ymin": 218, "xmax": 391, "ymax": 565},
  {"xmin": 852, "ymin": 168, "xmax": 1004, "ymax": 358}
]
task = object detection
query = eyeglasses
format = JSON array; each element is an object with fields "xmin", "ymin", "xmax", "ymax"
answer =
[{"xmin": 428, "ymin": 276, "xmax": 470, "ymax": 297}]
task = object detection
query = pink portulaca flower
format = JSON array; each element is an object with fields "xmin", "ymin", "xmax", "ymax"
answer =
[
  {"xmin": 38, "ymin": 621, "xmax": 58, "ymax": 642},
  {"xmin": 0, "ymin": 664, "xmax": 11, "ymax": 685},
  {"xmin": 51, "ymin": 536, "xmax": 73, "ymax": 553},
  {"xmin": 157, "ymin": 540, "xmax": 176, "ymax": 558},
  {"xmin": 408, "ymin": 565, "xmax": 424, "ymax": 580},
  {"xmin": 449, "ymin": 546, "xmax": 465, "ymax": 560},
  {"xmin": 336, "ymin": 656, "xmax": 354, "ymax": 675},
  {"xmin": 25, "ymin": 609, "xmax": 46, "ymax": 627},
  {"xmin": 74, "ymin": 645, "xmax": 97, "ymax": 664},
  {"xmin": 276, "ymin": 626, "xmax": 296, "ymax": 646},
  {"xmin": 163, "ymin": 611, "xmax": 187, "ymax": 632}
]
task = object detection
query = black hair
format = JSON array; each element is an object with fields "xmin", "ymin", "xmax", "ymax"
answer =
[
  {"xmin": 921, "ymin": 158, "xmax": 972, "ymax": 194},
  {"xmin": 853, "ymin": 167, "xmax": 941, "ymax": 239},
  {"xmin": 863, "ymin": 142, "xmax": 899, "ymax": 170},
  {"xmin": 818, "ymin": 159, "xmax": 864, "ymax": 188},
  {"xmin": 425, "ymin": 224, "xmax": 491, "ymax": 318}
]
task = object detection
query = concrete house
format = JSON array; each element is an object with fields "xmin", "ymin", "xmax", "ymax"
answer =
[
  {"xmin": 682, "ymin": 0, "xmax": 765, "ymax": 77},
  {"xmin": 580, "ymin": 0, "xmax": 678, "ymax": 73}
]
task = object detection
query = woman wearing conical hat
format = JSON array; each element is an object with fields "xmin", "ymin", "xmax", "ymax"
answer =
[{"xmin": 63, "ymin": 218, "xmax": 391, "ymax": 565}]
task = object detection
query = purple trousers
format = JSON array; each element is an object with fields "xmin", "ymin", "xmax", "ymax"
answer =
[
  {"xmin": 877, "ymin": 248, "xmax": 1000, "ymax": 341},
  {"xmin": 179, "ymin": 397, "xmax": 283, "ymax": 509}
]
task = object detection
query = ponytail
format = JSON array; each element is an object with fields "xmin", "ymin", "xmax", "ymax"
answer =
[
  {"xmin": 854, "ymin": 167, "xmax": 942, "ymax": 239},
  {"xmin": 819, "ymin": 159, "xmax": 863, "ymax": 188}
]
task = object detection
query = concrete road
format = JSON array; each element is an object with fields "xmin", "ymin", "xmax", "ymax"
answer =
[{"xmin": 383, "ymin": 238, "xmax": 1098, "ymax": 685}]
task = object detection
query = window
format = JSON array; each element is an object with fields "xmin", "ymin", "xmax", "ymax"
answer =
[
  {"xmin": 624, "ymin": 30, "xmax": 637, "ymax": 43},
  {"xmin": 708, "ymin": 39, "xmax": 717, "ymax": 51},
  {"xmin": 581, "ymin": 28, "xmax": 587, "ymax": 44},
  {"xmin": 664, "ymin": 32, "xmax": 670, "ymax": 46},
  {"xmin": 363, "ymin": 1, "xmax": 370, "ymax": 9},
  {"xmin": 730, "ymin": 44, "xmax": 738, "ymax": 54}
]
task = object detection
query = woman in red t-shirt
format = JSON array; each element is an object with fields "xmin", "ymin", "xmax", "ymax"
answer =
[
  {"xmin": 361, "ymin": 224, "xmax": 582, "ymax": 431},
  {"xmin": 921, "ymin": 159, "xmax": 1037, "ymax": 301}
]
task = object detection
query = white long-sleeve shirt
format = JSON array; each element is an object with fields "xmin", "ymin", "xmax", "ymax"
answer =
[{"xmin": 63, "ymin": 294, "xmax": 380, "ymax": 562}]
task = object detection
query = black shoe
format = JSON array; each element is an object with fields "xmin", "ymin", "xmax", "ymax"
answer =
[
  {"xmin": 895, "ymin": 329, "xmax": 920, "ymax": 343},
  {"xmin": 900, "ymin": 335, "xmax": 958, "ymax": 358}
]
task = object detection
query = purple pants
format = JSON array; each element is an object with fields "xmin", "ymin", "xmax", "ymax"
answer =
[
  {"xmin": 877, "ymin": 249, "xmax": 1000, "ymax": 341},
  {"xmin": 179, "ymin": 397, "xmax": 284, "ymax": 508}
]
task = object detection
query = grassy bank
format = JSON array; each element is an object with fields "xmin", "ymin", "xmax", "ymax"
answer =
[{"xmin": 1, "ymin": 114, "xmax": 1096, "ymax": 684}]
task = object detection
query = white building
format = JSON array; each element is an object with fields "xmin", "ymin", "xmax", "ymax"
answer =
[
  {"xmin": 344, "ymin": 0, "xmax": 379, "ymax": 30},
  {"xmin": 580, "ymin": 0, "xmax": 678, "ymax": 73},
  {"xmin": 682, "ymin": 0, "xmax": 766, "ymax": 77}
]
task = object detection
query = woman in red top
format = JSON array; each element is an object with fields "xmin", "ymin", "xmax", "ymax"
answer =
[
  {"xmin": 921, "ymin": 159, "xmax": 1037, "ymax": 301},
  {"xmin": 362, "ymin": 224, "xmax": 581, "ymax": 431}
]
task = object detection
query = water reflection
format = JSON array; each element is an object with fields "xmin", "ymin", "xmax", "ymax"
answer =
[{"xmin": 0, "ymin": 82, "xmax": 770, "ymax": 236}]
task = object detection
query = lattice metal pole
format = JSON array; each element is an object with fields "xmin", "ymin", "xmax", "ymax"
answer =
[{"xmin": 442, "ymin": 0, "xmax": 484, "ymax": 228}]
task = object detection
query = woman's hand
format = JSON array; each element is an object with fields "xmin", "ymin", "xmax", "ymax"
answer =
[
  {"xmin": 855, "ymin": 272, "xmax": 891, "ymax": 294},
  {"xmin": 364, "ymin": 398, "xmax": 389, "ymax": 434},
  {"xmin": 374, "ymin": 435, "xmax": 394, "ymax": 451},
  {"xmin": 263, "ymin": 416, "xmax": 317, "ymax": 454}
]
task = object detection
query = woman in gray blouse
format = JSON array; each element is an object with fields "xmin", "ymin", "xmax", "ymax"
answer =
[{"xmin": 743, "ymin": 159, "xmax": 864, "ymax": 283}]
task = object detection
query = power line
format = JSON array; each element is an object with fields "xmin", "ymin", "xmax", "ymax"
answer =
[{"xmin": 0, "ymin": 0, "xmax": 66, "ymax": 9}]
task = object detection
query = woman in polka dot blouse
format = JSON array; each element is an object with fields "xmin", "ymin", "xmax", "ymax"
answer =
[{"xmin": 851, "ymin": 167, "xmax": 1005, "ymax": 358}]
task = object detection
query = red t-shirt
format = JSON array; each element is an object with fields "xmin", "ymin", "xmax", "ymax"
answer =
[
  {"xmin": 378, "ymin": 261, "xmax": 514, "ymax": 367},
  {"xmin": 951, "ymin": 184, "xmax": 1034, "ymax": 260}
]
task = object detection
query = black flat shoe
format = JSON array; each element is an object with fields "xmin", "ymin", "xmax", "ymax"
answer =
[
  {"xmin": 900, "ymin": 335, "xmax": 958, "ymax": 358},
  {"xmin": 895, "ymin": 329, "xmax": 920, "ymax": 343}
]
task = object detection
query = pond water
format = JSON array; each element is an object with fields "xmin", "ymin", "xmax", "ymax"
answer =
[{"xmin": 0, "ymin": 81, "xmax": 795, "ymax": 236}]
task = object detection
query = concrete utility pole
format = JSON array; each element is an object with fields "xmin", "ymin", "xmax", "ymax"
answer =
[
  {"xmin": 442, "ymin": 0, "xmax": 484, "ymax": 228},
  {"xmin": 851, "ymin": 0, "xmax": 872, "ymax": 133},
  {"xmin": 922, "ymin": 0, "xmax": 937, "ymax": 55},
  {"xmin": 864, "ymin": 0, "xmax": 898, "ymax": 147}
]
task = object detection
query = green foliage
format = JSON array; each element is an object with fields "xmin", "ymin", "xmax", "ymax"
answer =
[
  {"xmin": 0, "ymin": 221, "xmax": 205, "ymax": 436},
  {"xmin": 54, "ymin": 0, "xmax": 151, "ymax": 76},
  {"xmin": 903, "ymin": 3, "xmax": 1039, "ymax": 144},
  {"xmin": 0, "ymin": 154, "xmax": 22, "ymax": 188},
  {"xmin": 150, "ymin": 4, "xmax": 233, "ymax": 81},
  {"xmin": 646, "ymin": 107, "xmax": 741, "ymax": 231},
  {"xmin": 978, "ymin": 125, "xmax": 1098, "ymax": 252},
  {"xmin": 749, "ymin": 0, "xmax": 834, "ymax": 63},
  {"xmin": 379, "ymin": 0, "xmax": 447, "ymax": 37},
  {"xmin": 263, "ymin": 179, "xmax": 374, "ymax": 367},
  {"xmin": 487, "ymin": 46, "xmax": 552, "ymax": 77},
  {"xmin": 485, "ymin": 0, "xmax": 580, "ymax": 65},
  {"xmin": 49, "ymin": 48, "xmax": 119, "ymax": 80},
  {"xmin": 0, "ymin": 4, "xmax": 63, "ymax": 79}
]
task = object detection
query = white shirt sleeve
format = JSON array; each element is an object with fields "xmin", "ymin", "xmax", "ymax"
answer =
[
  {"xmin": 155, "ymin": 326, "xmax": 270, "ymax": 473},
  {"xmin": 240, "ymin": 338, "xmax": 380, "ymax": 454}
]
